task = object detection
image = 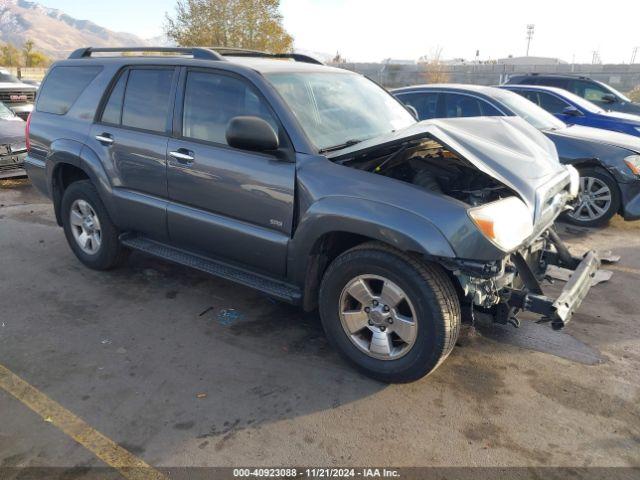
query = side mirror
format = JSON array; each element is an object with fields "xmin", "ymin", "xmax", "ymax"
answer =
[
  {"xmin": 226, "ymin": 116, "xmax": 279, "ymax": 152},
  {"xmin": 562, "ymin": 105, "xmax": 583, "ymax": 117},
  {"xmin": 602, "ymin": 93, "xmax": 617, "ymax": 104},
  {"xmin": 405, "ymin": 104, "xmax": 419, "ymax": 120}
]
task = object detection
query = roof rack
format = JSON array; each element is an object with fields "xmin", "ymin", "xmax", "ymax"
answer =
[
  {"xmin": 211, "ymin": 47, "xmax": 324, "ymax": 65},
  {"xmin": 68, "ymin": 46, "xmax": 324, "ymax": 65},
  {"xmin": 68, "ymin": 47, "xmax": 226, "ymax": 61}
]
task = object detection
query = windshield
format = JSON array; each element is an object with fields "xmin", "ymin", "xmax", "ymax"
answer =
[
  {"xmin": 0, "ymin": 70, "xmax": 21, "ymax": 84},
  {"xmin": 265, "ymin": 72, "xmax": 415, "ymax": 151},
  {"xmin": 0, "ymin": 102, "xmax": 16, "ymax": 119},
  {"xmin": 553, "ymin": 89, "xmax": 605, "ymax": 113},
  {"xmin": 493, "ymin": 89, "xmax": 566, "ymax": 131}
]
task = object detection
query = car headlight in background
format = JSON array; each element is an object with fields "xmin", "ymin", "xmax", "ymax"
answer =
[
  {"xmin": 624, "ymin": 155, "xmax": 640, "ymax": 176},
  {"xmin": 468, "ymin": 196, "xmax": 534, "ymax": 252},
  {"xmin": 566, "ymin": 165, "xmax": 580, "ymax": 198}
]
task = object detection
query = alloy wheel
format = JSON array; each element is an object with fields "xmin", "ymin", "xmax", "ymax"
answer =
[
  {"xmin": 567, "ymin": 176, "xmax": 612, "ymax": 223},
  {"xmin": 69, "ymin": 199, "xmax": 102, "ymax": 255},
  {"xmin": 338, "ymin": 274, "xmax": 418, "ymax": 360}
]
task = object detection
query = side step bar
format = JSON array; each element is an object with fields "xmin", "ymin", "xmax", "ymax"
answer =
[{"xmin": 120, "ymin": 234, "xmax": 302, "ymax": 304}]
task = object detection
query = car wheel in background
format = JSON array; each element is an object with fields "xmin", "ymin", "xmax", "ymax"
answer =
[
  {"xmin": 564, "ymin": 167, "xmax": 620, "ymax": 228},
  {"xmin": 319, "ymin": 242, "xmax": 461, "ymax": 383}
]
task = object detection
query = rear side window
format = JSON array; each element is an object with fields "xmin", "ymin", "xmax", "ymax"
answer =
[
  {"xmin": 444, "ymin": 94, "xmax": 501, "ymax": 118},
  {"xmin": 37, "ymin": 66, "xmax": 102, "ymax": 115},
  {"xmin": 121, "ymin": 68, "xmax": 174, "ymax": 133},
  {"xmin": 516, "ymin": 90, "xmax": 539, "ymax": 105},
  {"xmin": 396, "ymin": 92, "xmax": 439, "ymax": 120},
  {"xmin": 538, "ymin": 92, "xmax": 571, "ymax": 114}
]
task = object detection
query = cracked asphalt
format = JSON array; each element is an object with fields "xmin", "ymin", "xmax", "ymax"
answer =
[{"xmin": 0, "ymin": 178, "xmax": 639, "ymax": 472}]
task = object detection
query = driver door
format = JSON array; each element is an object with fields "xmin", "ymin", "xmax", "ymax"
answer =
[{"xmin": 166, "ymin": 68, "xmax": 295, "ymax": 276}]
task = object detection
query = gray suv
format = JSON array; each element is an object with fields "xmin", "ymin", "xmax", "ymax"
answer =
[{"xmin": 25, "ymin": 47, "xmax": 605, "ymax": 382}]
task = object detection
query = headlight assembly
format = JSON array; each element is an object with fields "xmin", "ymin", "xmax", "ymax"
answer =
[
  {"xmin": 566, "ymin": 165, "xmax": 580, "ymax": 198},
  {"xmin": 468, "ymin": 197, "xmax": 534, "ymax": 252},
  {"xmin": 624, "ymin": 154, "xmax": 640, "ymax": 176}
]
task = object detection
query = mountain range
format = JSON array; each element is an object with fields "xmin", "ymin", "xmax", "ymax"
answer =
[{"xmin": 0, "ymin": 0, "xmax": 170, "ymax": 59}]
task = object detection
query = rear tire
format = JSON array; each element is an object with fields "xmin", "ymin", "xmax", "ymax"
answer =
[
  {"xmin": 61, "ymin": 180, "xmax": 127, "ymax": 270},
  {"xmin": 319, "ymin": 242, "xmax": 460, "ymax": 383},
  {"xmin": 563, "ymin": 167, "xmax": 620, "ymax": 227}
]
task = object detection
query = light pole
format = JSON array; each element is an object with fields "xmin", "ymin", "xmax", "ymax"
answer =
[{"xmin": 526, "ymin": 24, "xmax": 535, "ymax": 56}]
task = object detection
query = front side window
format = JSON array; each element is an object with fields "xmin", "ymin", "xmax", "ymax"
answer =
[
  {"xmin": 182, "ymin": 71, "xmax": 278, "ymax": 145},
  {"xmin": 121, "ymin": 68, "xmax": 174, "ymax": 132},
  {"xmin": 396, "ymin": 92, "xmax": 439, "ymax": 120},
  {"xmin": 570, "ymin": 80, "xmax": 610, "ymax": 102},
  {"xmin": 492, "ymin": 89, "xmax": 566, "ymax": 131},
  {"xmin": 444, "ymin": 93, "xmax": 501, "ymax": 118},
  {"xmin": 265, "ymin": 72, "xmax": 414, "ymax": 152},
  {"xmin": 37, "ymin": 66, "xmax": 102, "ymax": 115}
]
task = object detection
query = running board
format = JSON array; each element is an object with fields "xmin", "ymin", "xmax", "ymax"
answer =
[{"xmin": 120, "ymin": 234, "xmax": 302, "ymax": 304}]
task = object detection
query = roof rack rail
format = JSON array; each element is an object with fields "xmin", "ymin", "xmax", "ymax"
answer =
[
  {"xmin": 211, "ymin": 47, "xmax": 324, "ymax": 65},
  {"xmin": 68, "ymin": 47, "xmax": 226, "ymax": 61}
]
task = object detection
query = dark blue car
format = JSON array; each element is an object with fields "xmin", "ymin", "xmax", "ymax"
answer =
[
  {"xmin": 501, "ymin": 85, "xmax": 640, "ymax": 138},
  {"xmin": 392, "ymin": 84, "xmax": 640, "ymax": 227}
]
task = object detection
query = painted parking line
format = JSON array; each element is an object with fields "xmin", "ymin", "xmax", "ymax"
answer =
[{"xmin": 0, "ymin": 363, "xmax": 167, "ymax": 480}]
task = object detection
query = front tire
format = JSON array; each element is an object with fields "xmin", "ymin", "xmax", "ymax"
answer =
[
  {"xmin": 319, "ymin": 243, "xmax": 460, "ymax": 383},
  {"xmin": 61, "ymin": 180, "xmax": 127, "ymax": 270},
  {"xmin": 564, "ymin": 167, "xmax": 620, "ymax": 227}
]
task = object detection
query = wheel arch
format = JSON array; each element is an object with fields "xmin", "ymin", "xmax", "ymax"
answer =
[
  {"xmin": 48, "ymin": 142, "xmax": 114, "ymax": 226},
  {"xmin": 288, "ymin": 197, "xmax": 457, "ymax": 311}
]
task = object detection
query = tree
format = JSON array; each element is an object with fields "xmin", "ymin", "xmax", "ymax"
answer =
[
  {"xmin": 165, "ymin": 0, "xmax": 293, "ymax": 53},
  {"xmin": 23, "ymin": 39, "xmax": 34, "ymax": 66},
  {"xmin": 421, "ymin": 47, "xmax": 450, "ymax": 84},
  {"xmin": 1, "ymin": 43, "xmax": 22, "ymax": 66}
]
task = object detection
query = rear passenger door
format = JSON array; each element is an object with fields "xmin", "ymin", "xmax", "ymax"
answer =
[
  {"xmin": 89, "ymin": 66, "xmax": 178, "ymax": 241},
  {"xmin": 166, "ymin": 68, "xmax": 295, "ymax": 276}
]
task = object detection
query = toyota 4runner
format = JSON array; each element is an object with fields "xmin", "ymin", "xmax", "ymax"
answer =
[{"xmin": 25, "ymin": 47, "xmax": 609, "ymax": 382}]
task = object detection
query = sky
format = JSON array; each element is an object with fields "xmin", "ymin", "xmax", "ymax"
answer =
[{"xmin": 37, "ymin": 0, "xmax": 640, "ymax": 64}]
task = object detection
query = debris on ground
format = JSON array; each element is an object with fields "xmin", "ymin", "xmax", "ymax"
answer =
[
  {"xmin": 217, "ymin": 308, "xmax": 243, "ymax": 326},
  {"xmin": 196, "ymin": 393, "xmax": 207, "ymax": 399}
]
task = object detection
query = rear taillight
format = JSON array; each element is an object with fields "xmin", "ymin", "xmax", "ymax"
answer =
[{"xmin": 25, "ymin": 112, "xmax": 31, "ymax": 152}]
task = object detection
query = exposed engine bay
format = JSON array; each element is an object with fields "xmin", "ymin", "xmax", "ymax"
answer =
[{"xmin": 338, "ymin": 136, "xmax": 516, "ymax": 206}]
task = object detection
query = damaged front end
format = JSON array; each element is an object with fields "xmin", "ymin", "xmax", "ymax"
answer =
[
  {"xmin": 451, "ymin": 229, "xmax": 609, "ymax": 330},
  {"xmin": 329, "ymin": 116, "xmax": 613, "ymax": 330}
]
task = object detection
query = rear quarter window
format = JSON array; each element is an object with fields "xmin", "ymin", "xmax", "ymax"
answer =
[{"xmin": 37, "ymin": 66, "xmax": 102, "ymax": 115}]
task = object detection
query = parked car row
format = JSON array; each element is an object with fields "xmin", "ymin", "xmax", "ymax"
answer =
[
  {"xmin": 0, "ymin": 68, "xmax": 38, "ymax": 179},
  {"xmin": 24, "ymin": 47, "xmax": 618, "ymax": 382},
  {"xmin": 394, "ymin": 84, "xmax": 640, "ymax": 227}
]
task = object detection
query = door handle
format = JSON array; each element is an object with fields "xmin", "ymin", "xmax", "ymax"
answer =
[
  {"xmin": 169, "ymin": 149, "xmax": 195, "ymax": 164},
  {"xmin": 95, "ymin": 133, "xmax": 114, "ymax": 145}
]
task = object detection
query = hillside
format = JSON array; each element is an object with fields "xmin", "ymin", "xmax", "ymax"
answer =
[{"xmin": 0, "ymin": 0, "xmax": 150, "ymax": 59}]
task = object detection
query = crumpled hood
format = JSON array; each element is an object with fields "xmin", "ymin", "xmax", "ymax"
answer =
[
  {"xmin": 0, "ymin": 118, "xmax": 26, "ymax": 145},
  {"xmin": 557, "ymin": 124, "xmax": 640, "ymax": 154},
  {"xmin": 330, "ymin": 116, "xmax": 567, "ymax": 212}
]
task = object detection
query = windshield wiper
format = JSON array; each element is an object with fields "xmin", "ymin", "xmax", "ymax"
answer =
[{"xmin": 318, "ymin": 138, "xmax": 364, "ymax": 154}]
